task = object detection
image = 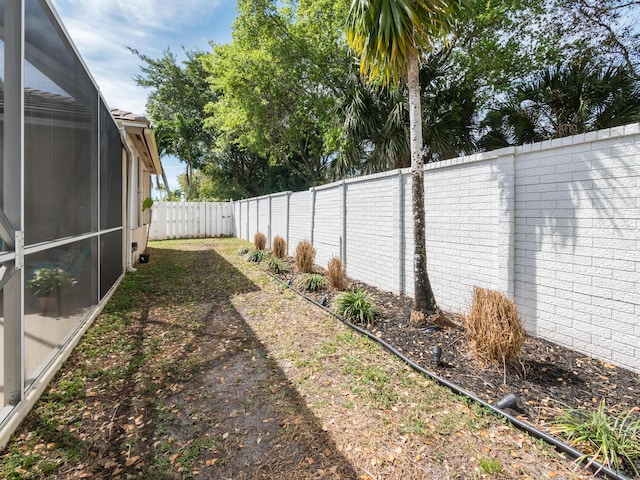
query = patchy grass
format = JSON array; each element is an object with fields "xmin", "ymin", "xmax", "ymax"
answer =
[{"xmin": 0, "ymin": 238, "xmax": 592, "ymax": 479}]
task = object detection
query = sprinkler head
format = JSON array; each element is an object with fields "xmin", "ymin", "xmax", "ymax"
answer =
[
  {"xmin": 320, "ymin": 295, "xmax": 328, "ymax": 306},
  {"xmin": 497, "ymin": 393, "xmax": 518, "ymax": 410},
  {"xmin": 432, "ymin": 345, "xmax": 442, "ymax": 364}
]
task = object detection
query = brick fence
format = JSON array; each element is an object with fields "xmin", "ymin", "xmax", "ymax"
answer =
[{"xmin": 232, "ymin": 123, "xmax": 640, "ymax": 373}]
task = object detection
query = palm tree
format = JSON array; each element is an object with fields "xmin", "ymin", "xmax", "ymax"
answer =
[
  {"xmin": 333, "ymin": 54, "xmax": 476, "ymax": 177},
  {"xmin": 346, "ymin": 0, "xmax": 464, "ymax": 326},
  {"xmin": 479, "ymin": 60, "xmax": 640, "ymax": 148}
]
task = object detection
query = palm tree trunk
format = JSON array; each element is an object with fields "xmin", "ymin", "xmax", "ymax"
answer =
[
  {"xmin": 407, "ymin": 50, "xmax": 439, "ymax": 327},
  {"xmin": 159, "ymin": 159, "xmax": 172, "ymax": 200}
]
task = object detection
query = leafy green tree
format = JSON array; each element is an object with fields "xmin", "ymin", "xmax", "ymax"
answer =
[
  {"xmin": 132, "ymin": 48, "xmax": 216, "ymax": 200},
  {"xmin": 346, "ymin": 0, "xmax": 465, "ymax": 327},
  {"xmin": 201, "ymin": 0, "xmax": 351, "ymax": 189}
]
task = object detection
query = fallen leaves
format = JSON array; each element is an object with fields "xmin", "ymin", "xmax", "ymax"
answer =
[{"xmin": 0, "ymin": 240, "xmax": 601, "ymax": 480}]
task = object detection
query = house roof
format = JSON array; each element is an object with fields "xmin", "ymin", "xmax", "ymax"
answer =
[
  {"xmin": 110, "ymin": 109, "xmax": 149, "ymax": 124},
  {"xmin": 111, "ymin": 109, "xmax": 162, "ymax": 175}
]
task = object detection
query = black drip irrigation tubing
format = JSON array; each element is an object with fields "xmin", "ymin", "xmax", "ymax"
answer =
[{"xmin": 267, "ymin": 272, "xmax": 634, "ymax": 480}]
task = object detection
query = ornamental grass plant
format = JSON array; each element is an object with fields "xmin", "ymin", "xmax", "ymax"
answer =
[
  {"xmin": 294, "ymin": 273, "xmax": 326, "ymax": 292},
  {"xmin": 334, "ymin": 289, "xmax": 377, "ymax": 325},
  {"xmin": 272, "ymin": 236, "xmax": 287, "ymax": 259},
  {"xmin": 551, "ymin": 402, "xmax": 640, "ymax": 475},
  {"xmin": 267, "ymin": 257, "xmax": 286, "ymax": 274},
  {"xmin": 247, "ymin": 249, "xmax": 268, "ymax": 264},
  {"xmin": 327, "ymin": 257, "xmax": 346, "ymax": 290},
  {"xmin": 295, "ymin": 240, "xmax": 315, "ymax": 273},
  {"xmin": 254, "ymin": 232, "xmax": 267, "ymax": 250},
  {"xmin": 463, "ymin": 287, "xmax": 524, "ymax": 367}
]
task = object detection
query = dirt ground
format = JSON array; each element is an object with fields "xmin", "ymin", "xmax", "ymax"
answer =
[{"xmin": 0, "ymin": 238, "xmax": 613, "ymax": 479}]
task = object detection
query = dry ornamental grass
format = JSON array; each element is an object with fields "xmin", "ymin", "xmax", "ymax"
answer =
[
  {"xmin": 272, "ymin": 235, "xmax": 287, "ymax": 258},
  {"xmin": 254, "ymin": 232, "xmax": 267, "ymax": 250},
  {"xmin": 295, "ymin": 240, "xmax": 316, "ymax": 273},
  {"xmin": 327, "ymin": 257, "xmax": 346, "ymax": 290},
  {"xmin": 464, "ymin": 286, "xmax": 525, "ymax": 367}
]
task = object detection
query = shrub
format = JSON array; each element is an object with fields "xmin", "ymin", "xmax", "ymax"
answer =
[
  {"xmin": 294, "ymin": 273, "xmax": 326, "ymax": 292},
  {"xmin": 26, "ymin": 267, "xmax": 76, "ymax": 297},
  {"xmin": 327, "ymin": 257, "xmax": 346, "ymax": 290},
  {"xmin": 294, "ymin": 240, "xmax": 316, "ymax": 273},
  {"xmin": 267, "ymin": 257, "xmax": 286, "ymax": 274},
  {"xmin": 334, "ymin": 289, "xmax": 377, "ymax": 325},
  {"xmin": 463, "ymin": 287, "xmax": 524, "ymax": 366},
  {"xmin": 272, "ymin": 236, "xmax": 287, "ymax": 259},
  {"xmin": 247, "ymin": 249, "xmax": 268, "ymax": 263},
  {"xmin": 551, "ymin": 402, "xmax": 640, "ymax": 475},
  {"xmin": 254, "ymin": 232, "xmax": 267, "ymax": 250}
]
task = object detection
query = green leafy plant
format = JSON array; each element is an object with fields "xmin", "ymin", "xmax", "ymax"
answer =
[
  {"xmin": 551, "ymin": 402, "xmax": 640, "ymax": 475},
  {"xmin": 254, "ymin": 232, "xmax": 267, "ymax": 250},
  {"xmin": 142, "ymin": 197, "xmax": 154, "ymax": 211},
  {"xmin": 294, "ymin": 240, "xmax": 315, "ymax": 273},
  {"xmin": 295, "ymin": 273, "xmax": 326, "ymax": 292},
  {"xmin": 26, "ymin": 268, "xmax": 76, "ymax": 297},
  {"xmin": 267, "ymin": 257, "xmax": 286, "ymax": 274},
  {"xmin": 272, "ymin": 236, "xmax": 287, "ymax": 259},
  {"xmin": 247, "ymin": 249, "xmax": 268, "ymax": 263},
  {"xmin": 478, "ymin": 457, "xmax": 503, "ymax": 475},
  {"xmin": 334, "ymin": 289, "xmax": 377, "ymax": 324}
]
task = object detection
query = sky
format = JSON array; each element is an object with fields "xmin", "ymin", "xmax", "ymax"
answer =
[{"xmin": 50, "ymin": 0, "xmax": 238, "ymax": 193}]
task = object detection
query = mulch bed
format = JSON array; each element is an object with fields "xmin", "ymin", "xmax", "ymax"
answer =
[{"xmin": 267, "ymin": 256, "xmax": 640, "ymax": 476}]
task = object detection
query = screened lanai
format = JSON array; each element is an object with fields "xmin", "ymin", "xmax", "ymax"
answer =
[{"xmin": 0, "ymin": 0, "xmax": 129, "ymax": 443}]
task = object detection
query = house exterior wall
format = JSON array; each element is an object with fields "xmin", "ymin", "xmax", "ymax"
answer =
[{"xmin": 234, "ymin": 124, "xmax": 640, "ymax": 373}]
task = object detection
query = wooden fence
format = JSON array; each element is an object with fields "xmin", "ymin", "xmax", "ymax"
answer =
[{"xmin": 148, "ymin": 201, "xmax": 232, "ymax": 240}]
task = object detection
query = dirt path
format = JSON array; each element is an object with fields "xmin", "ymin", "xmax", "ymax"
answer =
[{"xmin": 0, "ymin": 238, "xmax": 590, "ymax": 479}]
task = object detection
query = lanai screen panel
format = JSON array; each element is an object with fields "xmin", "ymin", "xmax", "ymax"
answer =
[
  {"xmin": 100, "ymin": 230, "xmax": 122, "ymax": 299},
  {"xmin": 0, "ymin": 0, "xmax": 125, "ymax": 429},
  {"xmin": 24, "ymin": 0, "xmax": 98, "ymax": 246},
  {"xmin": 23, "ymin": 237, "xmax": 97, "ymax": 388},
  {"xmin": 100, "ymin": 100, "xmax": 122, "ymax": 230},
  {"xmin": 0, "ymin": 1, "xmax": 6, "ymax": 255}
]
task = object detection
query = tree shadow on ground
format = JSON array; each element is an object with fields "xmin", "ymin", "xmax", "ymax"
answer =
[{"xmin": 4, "ymin": 243, "xmax": 357, "ymax": 479}]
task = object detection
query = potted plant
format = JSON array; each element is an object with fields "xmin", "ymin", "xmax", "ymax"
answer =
[
  {"xmin": 26, "ymin": 267, "xmax": 76, "ymax": 314},
  {"xmin": 139, "ymin": 197, "xmax": 154, "ymax": 264}
]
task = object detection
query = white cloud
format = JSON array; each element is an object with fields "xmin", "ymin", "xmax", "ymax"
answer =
[
  {"xmin": 49, "ymin": 0, "xmax": 234, "ymax": 188},
  {"xmin": 51, "ymin": 0, "xmax": 232, "ymax": 114}
]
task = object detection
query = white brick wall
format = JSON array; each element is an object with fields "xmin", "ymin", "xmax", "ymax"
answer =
[
  {"xmin": 313, "ymin": 184, "xmax": 343, "ymax": 268},
  {"xmin": 270, "ymin": 193, "xmax": 289, "ymax": 252},
  {"xmin": 288, "ymin": 191, "xmax": 312, "ymax": 251},
  {"xmin": 344, "ymin": 172, "xmax": 398, "ymax": 292},
  {"xmin": 514, "ymin": 125, "xmax": 640, "ymax": 371},
  {"xmin": 256, "ymin": 196, "xmax": 271, "ymax": 243},
  {"xmin": 423, "ymin": 153, "xmax": 504, "ymax": 313},
  {"xmin": 247, "ymin": 200, "xmax": 258, "ymax": 244},
  {"xmin": 234, "ymin": 123, "xmax": 640, "ymax": 373}
]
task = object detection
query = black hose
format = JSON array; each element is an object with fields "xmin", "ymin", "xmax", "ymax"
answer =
[{"xmin": 267, "ymin": 272, "xmax": 633, "ymax": 480}]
